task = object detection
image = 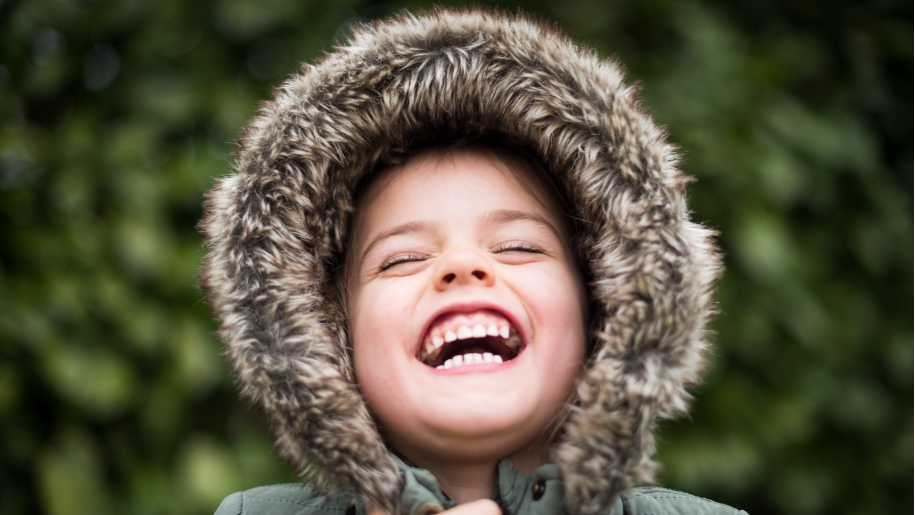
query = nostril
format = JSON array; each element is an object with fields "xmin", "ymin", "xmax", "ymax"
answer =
[
  {"xmin": 472, "ymin": 270, "xmax": 486, "ymax": 280},
  {"xmin": 442, "ymin": 273, "xmax": 456, "ymax": 283}
]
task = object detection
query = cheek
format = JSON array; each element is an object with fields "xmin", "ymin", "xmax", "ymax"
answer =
[
  {"xmin": 350, "ymin": 289, "xmax": 408, "ymax": 345},
  {"xmin": 349, "ymin": 286, "xmax": 414, "ymax": 397},
  {"xmin": 536, "ymin": 268, "xmax": 588, "ymax": 369},
  {"xmin": 351, "ymin": 318, "xmax": 395, "ymax": 416},
  {"xmin": 349, "ymin": 292, "xmax": 382, "ymax": 389},
  {"xmin": 534, "ymin": 267, "xmax": 588, "ymax": 328}
]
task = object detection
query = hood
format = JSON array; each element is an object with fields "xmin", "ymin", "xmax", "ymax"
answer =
[{"xmin": 200, "ymin": 7, "xmax": 721, "ymax": 514}]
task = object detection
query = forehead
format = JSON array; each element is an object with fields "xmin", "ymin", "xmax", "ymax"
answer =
[{"xmin": 353, "ymin": 146, "xmax": 564, "ymax": 226}]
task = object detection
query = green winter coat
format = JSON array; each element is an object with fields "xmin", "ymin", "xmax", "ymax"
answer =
[{"xmin": 215, "ymin": 459, "xmax": 745, "ymax": 514}]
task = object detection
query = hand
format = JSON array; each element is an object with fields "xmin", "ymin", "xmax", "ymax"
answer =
[{"xmin": 366, "ymin": 499, "xmax": 501, "ymax": 515}]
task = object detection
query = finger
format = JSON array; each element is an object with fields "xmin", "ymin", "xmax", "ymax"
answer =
[{"xmin": 442, "ymin": 499, "xmax": 501, "ymax": 515}]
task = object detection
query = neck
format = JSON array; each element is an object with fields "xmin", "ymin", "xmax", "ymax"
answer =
[{"xmin": 422, "ymin": 459, "xmax": 497, "ymax": 504}]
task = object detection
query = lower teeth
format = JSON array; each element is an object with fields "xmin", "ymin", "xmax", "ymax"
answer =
[{"xmin": 436, "ymin": 352, "xmax": 504, "ymax": 369}]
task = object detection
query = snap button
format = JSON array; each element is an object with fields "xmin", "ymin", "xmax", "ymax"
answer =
[{"xmin": 531, "ymin": 479, "xmax": 546, "ymax": 501}]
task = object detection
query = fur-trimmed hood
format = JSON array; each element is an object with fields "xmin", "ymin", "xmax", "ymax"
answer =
[{"xmin": 200, "ymin": 7, "xmax": 721, "ymax": 515}]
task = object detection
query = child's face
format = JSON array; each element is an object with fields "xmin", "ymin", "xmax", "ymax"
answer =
[{"xmin": 345, "ymin": 148, "xmax": 587, "ymax": 467}]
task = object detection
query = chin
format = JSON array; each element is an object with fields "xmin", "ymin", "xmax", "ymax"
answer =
[{"xmin": 381, "ymin": 394, "xmax": 560, "ymax": 464}]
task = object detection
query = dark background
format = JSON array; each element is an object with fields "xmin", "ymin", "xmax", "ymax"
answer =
[{"xmin": 1, "ymin": 0, "xmax": 911, "ymax": 513}]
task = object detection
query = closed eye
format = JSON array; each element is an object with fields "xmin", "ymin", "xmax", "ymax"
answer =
[
  {"xmin": 492, "ymin": 242, "xmax": 544, "ymax": 254},
  {"xmin": 379, "ymin": 253, "xmax": 428, "ymax": 272}
]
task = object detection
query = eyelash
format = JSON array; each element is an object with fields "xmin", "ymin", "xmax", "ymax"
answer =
[
  {"xmin": 379, "ymin": 253, "xmax": 427, "ymax": 271},
  {"xmin": 493, "ymin": 242, "xmax": 544, "ymax": 254}
]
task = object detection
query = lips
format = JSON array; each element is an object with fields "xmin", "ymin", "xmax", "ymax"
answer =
[{"xmin": 418, "ymin": 310, "xmax": 524, "ymax": 369}]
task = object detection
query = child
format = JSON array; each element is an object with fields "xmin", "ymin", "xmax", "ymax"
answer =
[{"xmin": 201, "ymin": 8, "xmax": 745, "ymax": 515}]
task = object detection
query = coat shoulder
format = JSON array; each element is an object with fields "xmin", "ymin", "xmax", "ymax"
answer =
[
  {"xmin": 620, "ymin": 487, "xmax": 748, "ymax": 515},
  {"xmin": 214, "ymin": 484, "xmax": 352, "ymax": 515}
]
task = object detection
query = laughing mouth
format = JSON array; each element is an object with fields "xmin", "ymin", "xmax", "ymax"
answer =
[{"xmin": 419, "ymin": 311, "xmax": 524, "ymax": 369}]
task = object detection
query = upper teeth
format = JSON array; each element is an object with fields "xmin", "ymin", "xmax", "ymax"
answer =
[{"xmin": 420, "ymin": 312, "xmax": 520, "ymax": 364}]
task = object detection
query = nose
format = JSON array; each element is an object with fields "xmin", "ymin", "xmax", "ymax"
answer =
[{"xmin": 434, "ymin": 247, "xmax": 496, "ymax": 290}]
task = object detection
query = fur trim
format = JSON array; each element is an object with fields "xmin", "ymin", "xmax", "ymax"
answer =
[{"xmin": 200, "ymin": 7, "xmax": 721, "ymax": 514}]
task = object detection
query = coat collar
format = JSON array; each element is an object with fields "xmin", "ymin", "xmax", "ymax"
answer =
[{"xmin": 354, "ymin": 456, "xmax": 574, "ymax": 515}]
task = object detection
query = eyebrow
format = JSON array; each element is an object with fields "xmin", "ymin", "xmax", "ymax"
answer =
[
  {"xmin": 359, "ymin": 220, "xmax": 439, "ymax": 265},
  {"xmin": 483, "ymin": 209, "xmax": 562, "ymax": 240}
]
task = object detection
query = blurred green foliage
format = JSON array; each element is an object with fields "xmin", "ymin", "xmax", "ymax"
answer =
[{"xmin": 1, "ymin": 0, "xmax": 910, "ymax": 514}]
